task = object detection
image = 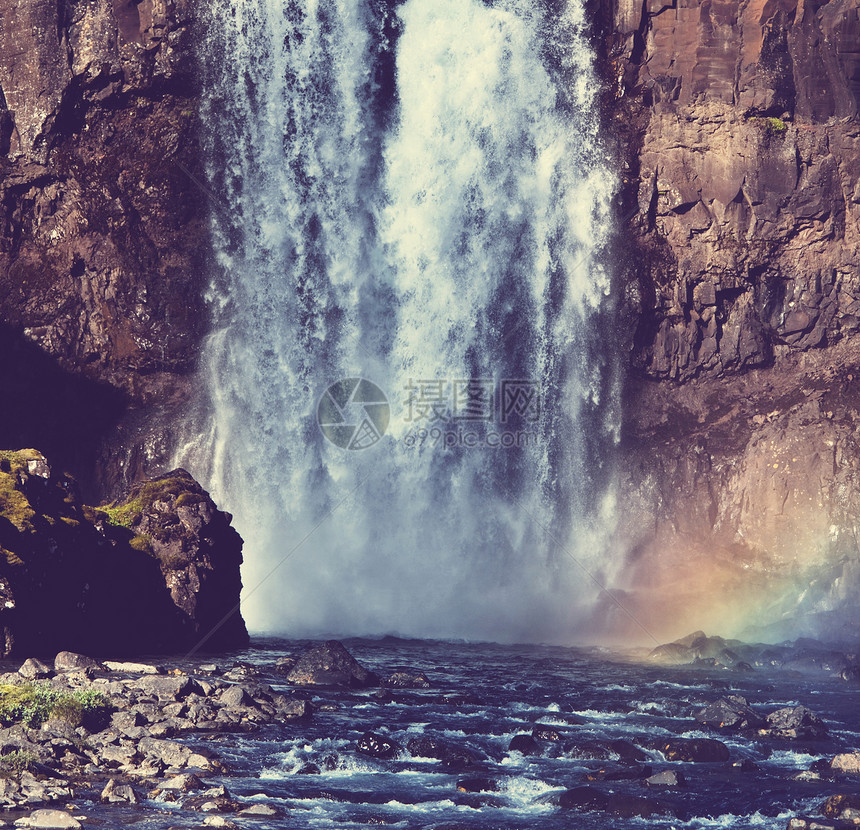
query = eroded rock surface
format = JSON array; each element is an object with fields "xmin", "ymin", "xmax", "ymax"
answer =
[
  {"xmin": 0, "ymin": 0, "xmax": 207, "ymax": 496},
  {"xmin": 599, "ymin": 0, "xmax": 860, "ymax": 641}
]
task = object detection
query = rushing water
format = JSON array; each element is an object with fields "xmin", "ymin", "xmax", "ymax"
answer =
[
  {"xmin": 62, "ymin": 638, "xmax": 860, "ymax": 830},
  {"xmin": 178, "ymin": 0, "xmax": 618, "ymax": 642}
]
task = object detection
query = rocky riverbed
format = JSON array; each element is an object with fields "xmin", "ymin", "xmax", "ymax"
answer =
[{"xmin": 0, "ymin": 636, "xmax": 855, "ymax": 828}]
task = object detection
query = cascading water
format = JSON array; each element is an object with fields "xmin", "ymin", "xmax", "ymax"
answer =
[{"xmin": 178, "ymin": 0, "xmax": 618, "ymax": 643}]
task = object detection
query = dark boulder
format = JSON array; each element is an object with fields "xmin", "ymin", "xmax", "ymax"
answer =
[
  {"xmin": 18, "ymin": 658, "xmax": 53, "ymax": 680},
  {"xmin": 0, "ymin": 455, "xmax": 248, "ymax": 656},
  {"xmin": 54, "ymin": 652, "xmax": 101, "ymax": 672},
  {"xmin": 508, "ymin": 734, "xmax": 541, "ymax": 755},
  {"xmin": 456, "ymin": 777, "xmax": 501, "ymax": 793},
  {"xmin": 406, "ymin": 737, "xmax": 481, "ymax": 768},
  {"xmin": 821, "ymin": 793, "xmax": 860, "ymax": 819},
  {"xmin": 585, "ymin": 763, "xmax": 652, "ymax": 781},
  {"xmin": 384, "ymin": 671, "xmax": 431, "ymax": 688},
  {"xmin": 356, "ymin": 732, "xmax": 402, "ymax": 760},
  {"xmin": 609, "ymin": 739, "xmax": 651, "ymax": 763},
  {"xmin": 765, "ymin": 706, "xmax": 828, "ymax": 740},
  {"xmin": 286, "ymin": 641, "xmax": 378, "ymax": 688},
  {"xmin": 652, "ymin": 738, "xmax": 730, "ymax": 762},
  {"xmin": 646, "ymin": 770, "xmax": 686, "ymax": 787},
  {"xmin": 696, "ymin": 696, "xmax": 765, "ymax": 731},
  {"xmin": 559, "ymin": 786, "xmax": 663, "ymax": 817},
  {"xmin": 532, "ymin": 725, "xmax": 562, "ymax": 741}
]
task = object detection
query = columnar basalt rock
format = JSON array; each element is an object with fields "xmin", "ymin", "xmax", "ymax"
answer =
[{"xmin": 600, "ymin": 0, "xmax": 860, "ymax": 641}]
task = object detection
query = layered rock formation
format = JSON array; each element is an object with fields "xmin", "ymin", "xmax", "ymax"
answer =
[
  {"xmin": 600, "ymin": 0, "xmax": 860, "ymax": 641},
  {"xmin": 0, "ymin": 449, "xmax": 247, "ymax": 656},
  {"xmin": 0, "ymin": 0, "xmax": 207, "ymax": 496}
]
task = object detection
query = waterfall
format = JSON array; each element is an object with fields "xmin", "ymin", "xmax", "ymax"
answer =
[{"xmin": 178, "ymin": 0, "xmax": 618, "ymax": 643}]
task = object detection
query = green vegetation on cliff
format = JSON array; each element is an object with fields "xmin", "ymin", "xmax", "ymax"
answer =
[
  {"xmin": 0, "ymin": 450, "xmax": 42, "ymax": 533},
  {"xmin": 100, "ymin": 473, "xmax": 205, "ymax": 531},
  {"xmin": 0, "ymin": 683, "xmax": 112, "ymax": 730}
]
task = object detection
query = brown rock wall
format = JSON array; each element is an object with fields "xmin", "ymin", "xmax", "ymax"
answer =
[
  {"xmin": 602, "ymin": 0, "xmax": 860, "ymax": 641},
  {"xmin": 0, "ymin": 0, "xmax": 207, "ymax": 496}
]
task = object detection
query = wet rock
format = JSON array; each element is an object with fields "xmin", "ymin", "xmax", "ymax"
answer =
[
  {"xmin": 53, "ymin": 653, "xmax": 100, "ymax": 673},
  {"xmin": 104, "ymin": 662, "xmax": 164, "ymax": 675},
  {"xmin": 297, "ymin": 763, "xmax": 320, "ymax": 775},
  {"xmin": 696, "ymin": 696, "xmax": 765, "ymax": 731},
  {"xmin": 356, "ymin": 732, "xmax": 402, "ymax": 760},
  {"xmin": 286, "ymin": 641, "xmax": 378, "ymax": 688},
  {"xmin": 609, "ymin": 739, "xmax": 650, "ymax": 763},
  {"xmin": 138, "ymin": 737, "xmax": 195, "ymax": 768},
  {"xmin": 559, "ymin": 786, "xmax": 662, "ymax": 817},
  {"xmin": 832, "ymin": 752, "xmax": 860, "ymax": 773},
  {"xmin": 646, "ymin": 770, "xmax": 686, "ymax": 787},
  {"xmin": 585, "ymin": 763, "xmax": 652, "ymax": 782},
  {"xmin": 138, "ymin": 675, "xmax": 204, "ymax": 701},
  {"xmin": 13, "ymin": 811, "xmax": 81, "ymax": 829},
  {"xmin": 160, "ymin": 773, "xmax": 204, "ymax": 791},
  {"xmin": 508, "ymin": 734, "xmax": 541, "ymax": 755},
  {"xmin": 100, "ymin": 778, "xmax": 142, "ymax": 803},
  {"xmin": 406, "ymin": 737, "xmax": 480, "ymax": 768},
  {"xmin": 238, "ymin": 803, "xmax": 284, "ymax": 817},
  {"xmin": 822, "ymin": 794, "xmax": 860, "ymax": 819},
  {"xmin": 765, "ymin": 706, "xmax": 829, "ymax": 740},
  {"xmin": 652, "ymin": 738, "xmax": 730, "ymax": 763},
  {"xmin": 532, "ymin": 725, "xmax": 562, "ymax": 742},
  {"xmin": 384, "ymin": 672, "xmax": 431, "ymax": 688},
  {"xmin": 271, "ymin": 657, "xmax": 296, "ymax": 675},
  {"xmin": 18, "ymin": 660, "xmax": 53, "ymax": 681},
  {"xmin": 456, "ymin": 776, "xmax": 501, "ymax": 793},
  {"xmin": 220, "ymin": 685, "xmax": 254, "ymax": 708},
  {"xmin": 184, "ymin": 787, "xmax": 241, "ymax": 814}
]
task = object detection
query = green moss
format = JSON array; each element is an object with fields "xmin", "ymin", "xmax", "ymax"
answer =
[
  {"xmin": 175, "ymin": 492, "xmax": 205, "ymax": 509},
  {"xmin": 99, "ymin": 474, "xmax": 194, "ymax": 530},
  {"xmin": 0, "ymin": 476, "xmax": 35, "ymax": 534},
  {"xmin": 0, "ymin": 684, "xmax": 112, "ymax": 730},
  {"xmin": 129, "ymin": 534, "xmax": 152, "ymax": 553},
  {"xmin": 0, "ymin": 750, "xmax": 38, "ymax": 773},
  {"xmin": 748, "ymin": 115, "xmax": 788, "ymax": 136}
]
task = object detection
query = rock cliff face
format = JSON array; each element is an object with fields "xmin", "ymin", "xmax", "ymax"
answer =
[
  {"xmin": 0, "ymin": 449, "xmax": 247, "ymax": 656},
  {"xmin": 0, "ymin": 0, "xmax": 207, "ymax": 497},
  {"xmin": 601, "ymin": 0, "xmax": 860, "ymax": 642}
]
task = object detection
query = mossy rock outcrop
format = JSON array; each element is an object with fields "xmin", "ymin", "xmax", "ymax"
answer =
[{"xmin": 0, "ymin": 452, "xmax": 247, "ymax": 657}]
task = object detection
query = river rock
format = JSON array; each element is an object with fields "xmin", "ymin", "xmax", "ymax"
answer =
[
  {"xmin": 765, "ymin": 706, "xmax": 828, "ymax": 740},
  {"xmin": 822, "ymin": 794, "xmax": 860, "ymax": 819},
  {"xmin": 286, "ymin": 641, "xmax": 377, "ymax": 687},
  {"xmin": 137, "ymin": 675, "xmax": 204, "ymax": 701},
  {"xmin": 18, "ymin": 659, "xmax": 53, "ymax": 681},
  {"xmin": 100, "ymin": 778, "xmax": 142, "ymax": 803},
  {"xmin": 832, "ymin": 752, "xmax": 860, "ymax": 773},
  {"xmin": 104, "ymin": 662, "xmax": 164, "ymax": 675},
  {"xmin": 652, "ymin": 738, "xmax": 730, "ymax": 763},
  {"xmin": 406, "ymin": 737, "xmax": 480, "ymax": 768},
  {"xmin": 53, "ymin": 653, "xmax": 100, "ymax": 673},
  {"xmin": 356, "ymin": 732, "xmax": 402, "ymax": 760},
  {"xmin": 238, "ymin": 803, "xmax": 283, "ymax": 817},
  {"xmin": 384, "ymin": 672, "xmax": 431, "ymax": 688},
  {"xmin": 508, "ymin": 734, "xmax": 541, "ymax": 755},
  {"xmin": 696, "ymin": 696, "xmax": 765, "ymax": 731},
  {"xmin": 559, "ymin": 786, "xmax": 662, "ymax": 817},
  {"xmin": 14, "ymin": 811, "xmax": 81, "ymax": 829},
  {"xmin": 646, "ymin": 770, "xmax": 685, "ymax": 787}
]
